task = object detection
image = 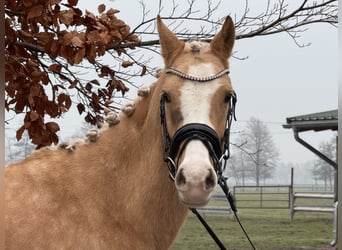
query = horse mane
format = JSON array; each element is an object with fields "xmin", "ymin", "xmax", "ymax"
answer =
[{"xmin": 47, "ymin": 83, "xmax": 153, "ymax": 154}]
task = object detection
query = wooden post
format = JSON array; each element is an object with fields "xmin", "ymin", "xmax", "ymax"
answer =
[
  {"xmin": 290, "ymin": 167, "xmax": 294, "ymax": 194},
  {"xmin": 336, "ymin": 135, "xmax": 338, "ymax": 202}
]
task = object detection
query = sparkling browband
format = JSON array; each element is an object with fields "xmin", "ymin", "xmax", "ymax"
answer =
[{"xmin": 165, "ymin": 68, "xmax": 230, "ymax": 82}]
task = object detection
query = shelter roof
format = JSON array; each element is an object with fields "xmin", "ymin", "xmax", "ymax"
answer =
[{"xmin": 282, "ymin": 109, "xmax": 338, "ymax": 132}]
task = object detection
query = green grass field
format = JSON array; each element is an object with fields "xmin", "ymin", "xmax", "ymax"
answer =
[
  {"xmin": 170, "ymin": 190, "xmax": 335, "ymax": 250},
  {"xmin": 170, "ymin": 209, "xmax": 333, "ymax": 250}
]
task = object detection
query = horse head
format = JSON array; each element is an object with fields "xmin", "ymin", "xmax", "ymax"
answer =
[{"xmin": 157, "ymin": 16, "xmax": 236, "ymax": 208}]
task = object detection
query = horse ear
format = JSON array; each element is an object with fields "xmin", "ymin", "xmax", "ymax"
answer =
[
  {"xmin": 210, "ymin": 16, "xmax": 235, "ymax": 63},
  {"xmin": 157, "ymin": 15, "xmax": 184, "ymax": 67}
]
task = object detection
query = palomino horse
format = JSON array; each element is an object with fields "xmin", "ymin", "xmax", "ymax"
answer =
[{"xmin": 5, "ymin": 16, "xmax": 236, "ymax": 249}]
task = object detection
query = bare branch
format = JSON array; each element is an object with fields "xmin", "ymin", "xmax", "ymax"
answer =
[{"xmin": 5, "ymin": 0, "xmax": 337, "ymax": 146}]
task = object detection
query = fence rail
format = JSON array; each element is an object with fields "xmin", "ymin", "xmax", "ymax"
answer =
[
  {"xmin": 233, "ymin": 185, "xmax": 291, "ymax": 209},
  {"xmin": 290, "ymin": 192, "xmax": 335, "ymax": 222},
  {"xmin": 199, "ymin": 185, "xmax": 335, "ymax": 215}
]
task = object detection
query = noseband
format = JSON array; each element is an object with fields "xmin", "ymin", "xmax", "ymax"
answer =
[{"xmin": 160, "ymin": 67, "xmax": 237, "ymax": 180}]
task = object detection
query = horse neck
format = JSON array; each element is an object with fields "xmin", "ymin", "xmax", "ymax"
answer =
[{"xmin": 79, "ymin": 84, "xmax": 188, "ymax": 247}]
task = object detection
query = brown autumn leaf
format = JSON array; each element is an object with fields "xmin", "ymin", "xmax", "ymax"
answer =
[
  {"xmin": 94, "ymin": 22, "xmax": 108, "ymax": 32},
  {"xmin": 104, "ymin": 99, "xmax": 113, "ymax": 106},
  {"xmin": 73, "ymin": 47, "xmax": 85, "ymax": 64},
  {"xmin": 98, "ymin": 4, "xmax": 106, "ymax": 14},
  {"xmin": 30, "ymin": 70, "xmax": 44, "ymax": 81},
  {"xmin": 27, "ymin": 94, "xmax": 34, "ymax": 106},
  {"xmin": 27, "ymin": 4, "xmax": 44, "ymax": 19},
  {"xmin": 51, "ymin": 133, "xmax": 59, "ymax": 145},
  {"xmin": 97, "ymin": 45, "xmax": 106, "ymax": 56},
  {"xmin": 140, "ymin": 65, "xmax": 147, "ymax": 76},
  {"xmin": 69, "ymin": 80, "xmax": 78, "ymax": 89},
  {"xmin": 68, "ymin": 0, "xmax": 78, "ymax": 7},
  {"xmin": 57, "ymin": 93, "xmax": 67, "ymax": 106},
  {"xmin": 50, "ymin": 40, "xmax": 60, "ymax": 58},
  {"xmin": 45, "ymin": 101, "xmax": 59, "ymax": 118},
  {"xmin": 35, "ymin": 32, "xmax": 55, "ymax": 45},
  {"xmin": 71, "ymin": 35, "xmax": 84, "ymax": 47},
  {"xmin": 5, "ymin": 24, "xmax": 16, "ymax": 43},
  {"xmin": 26, "ymin": 60, "xmax": 39, "ymax": 68},
  {"xmin": 122, "ymin": 61, "xmax": 134, "ymax": 68},
  {"xmin": 99, "ymin": 65, "xmax": 111, "ymax": 77},
  {"xmin": 30, "ymin": 83, "xmax": 43, "ymax": 97},
  {"xmin": 106, "ymin": 8, "xmax": 120, "ymax": 16},
  {"xmin": 91, "ymin": 93, "xmax": 100, "ymax": 105},
  {"xmin": 87, "ymin": 45, "xmax": 96, "ymax": 63},
  {"xmin": 16, "ymin": 125, "xmax": 26, "ymax": 141},
  {"xmin": 29, "ymin": 110, "xmax": 40, "ymax": 121},
  {"xmin": 59, "ymin": 9, "xmax": 74, "ymax": 26},
  {"xmin": 46, "ymin": 122, "xmax": 60, "ymax": 134},
  {"xmin": 85, "ymin": 10, "xmax": 96, "ymax": 20},
  {"xmin": 41, "ymin": 73, "xmax": 50, "ymax": 85},
  {"xmin": 90, "ymin": 79, "xmax": 100, "ymax": 85},
  {"xmin": 62, "ymin": 32, "xmax": 74, "ymax": 46},
  {"xmin": 87, "ymin": 30, "xmax": 101, "ymax": 43},
  {"xmin": 48, "ymin": 63, "xmax": 62, "ymax": 72},
  {"xmin": 109, "ymin": 30, "xmax": 122, "ymax": 41},
  {"xmin": 18, "ymin": 30, "xmax": 33, "ymax": 40},
  {"xmin": 22, "ymin": 0, "xmax": 33, "ymax": 8},
  {"xmin": 57, "ymin": 93, "xmax": 72, "ymax": 109},
  {"xmin": 59, "ymin": 45, "xmax": 74, "ymax": 63},
  {"xmin": 85, "ymin": 83, "xmax": 92, "ymax": 92},
  {"xmin": 77, "ymin": 103, "xmax": 85, "ymax": 114}
]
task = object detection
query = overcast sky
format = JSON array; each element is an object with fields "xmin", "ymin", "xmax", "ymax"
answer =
[{"xmin": 5, "ymin": 0, "xmax": 338, "ymax": 171}]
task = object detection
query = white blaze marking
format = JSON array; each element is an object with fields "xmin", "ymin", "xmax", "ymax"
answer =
[
  {"xmin": 178, "ymin": 63, "xmax": 220, "ymax": 187},
  {"xmin": 179, "ymin": 63, "xmax": 220, "ymax": 126}
]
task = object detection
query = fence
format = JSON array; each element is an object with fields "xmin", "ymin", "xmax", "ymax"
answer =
[
  {"xmin": 197, "ymin": 185, "xmax": 291, "ymax": 215},
  {"xmin": 290, "ymin": 192, "xmax": 335, "ymax": 222},
  {"xmin": 197, "ymin": 185, "xmax": 335, "ymax": 216},
  {"xmin": 233, "ymin": 185, "xmax": 291, "ymax": 209}
]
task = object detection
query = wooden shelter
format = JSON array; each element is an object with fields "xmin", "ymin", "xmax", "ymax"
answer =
[
  {"xmin": 283, "ymin": 109, "xmax": 338, "ymax": 169},
  {"xmin": 283, "ymin": 109, "xmax": 338, "ymax": 246}
]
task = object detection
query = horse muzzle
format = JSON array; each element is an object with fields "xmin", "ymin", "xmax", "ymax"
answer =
[
  {"xmin": 166, "ymin": 124, "xmax": 222, "ymax": 207},
  {"xmin": 174, "ymin": 150, "xmax": 218, "ymax": 207}
]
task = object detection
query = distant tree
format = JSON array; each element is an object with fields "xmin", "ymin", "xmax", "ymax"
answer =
[
  {"xmin": 226, "ymin": 137, "xmax": 253, "ymax": 185},
  {"xmin": 5, "ymin": 128, "xmax": 35, "ymax": 165},
  {"xmin": 311, "ymin": 138, "xmax": 336, "ymax": 190},
  {"xmin": 239, "ymin": 117, "xmax": 279, "ymax": 185},
  {"xmin": 5, "ymin": 0, "xmax": 337, "ymax": 147}
]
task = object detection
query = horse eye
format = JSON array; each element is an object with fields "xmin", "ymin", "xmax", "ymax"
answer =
[
  {"xmin": 162, "ymin": 91, "xmax": 171, "ymax": 103},
  {"xmin": 224, "ymin": 94, "xmax": 232, "ymax": 103}
]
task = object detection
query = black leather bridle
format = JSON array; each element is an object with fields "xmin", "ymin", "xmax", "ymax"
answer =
[
  {"xmin": 160, "ymin": 89, "xmax": 236, "ymax": 181},
  {"xmin": 159, "ymin": 67, "xmax": 256, "ymax": 250},
  {"xmin": 160, "ymin": 67, "xmax": 236, "ymax": 180}
]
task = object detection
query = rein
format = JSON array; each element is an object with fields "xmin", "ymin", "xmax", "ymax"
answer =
[{"xmin": 160, "ymin": 68, "xmax": 256, "ymax": 250}]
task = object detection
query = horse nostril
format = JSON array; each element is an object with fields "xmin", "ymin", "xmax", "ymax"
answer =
[
  {"xmin": 205, "ymin": 169, "xmax": 216, "ymax": 191},
  {"xmin": 175, "ymin": 168, "xmax": 186, "ymax": 187}
]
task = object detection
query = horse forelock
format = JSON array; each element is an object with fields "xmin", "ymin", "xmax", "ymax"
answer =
[{"xmin": 185, "ymin": 40, "xmax": 210, "ymax": 54}]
